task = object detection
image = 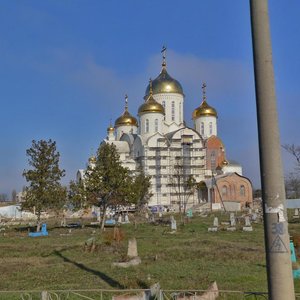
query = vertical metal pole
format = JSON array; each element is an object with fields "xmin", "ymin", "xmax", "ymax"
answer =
[{"xmin": 249, "ymin": 1, "xmax": 295, "ymax": 299}]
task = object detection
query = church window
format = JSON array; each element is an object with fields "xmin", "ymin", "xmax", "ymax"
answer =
[
  {"xmin": 179, "ymin": 102, "xmax": 182, "ymax": 122},
  {"xmin": 146, "ymin": 119, "xmax": 149, "ymax": 133},
  {"xmin": 211, "ymin": 151, "xmax": 216, "ymax": 170},
  {"xmin": 240, "ymin": 185, "xmax": 245, "ymax": 196},
  {"xmin": 162, "ymin": 101, "xmax": 166, "ymax": 120},
  {"xmin": 209, "ymin": 122, "xmax": 213, "ymax": 135},
  {"xmin": 155, "ymin": 119, "xmax": 158, "ymax": 132},
  {"xmin": 171, "ymin": 101, "xmax": 175, "ymax": 121},
  {"xmin": 222, "ymin": 185, "xmax": 228, "ymax": 197},
  {"xmin": 201, "ymin": 122, "xmax": 204, "ymax": 135}
]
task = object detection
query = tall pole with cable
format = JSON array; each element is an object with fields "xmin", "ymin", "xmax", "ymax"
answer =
[{"xmin": 250, "ymin": 0, "xmax": 295, "ymax": 298}]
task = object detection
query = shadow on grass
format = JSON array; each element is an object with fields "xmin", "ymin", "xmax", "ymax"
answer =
[
  {"xmin": 14, "ymin": 226, "xmax": 35, "ymax": 232},
  {"xmin": 53, "ymin": 250, "xmax": 125, "ymax": 289}
]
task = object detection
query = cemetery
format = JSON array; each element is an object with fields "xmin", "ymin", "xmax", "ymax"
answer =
[{"xmin": 0, "ymin": 209, "xmax": 299, "ymax": 299}]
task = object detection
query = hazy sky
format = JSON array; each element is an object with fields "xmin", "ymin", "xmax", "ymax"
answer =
[{"xmin": 1, "ymin": 1, "xmax": 299, "ymax": 195}]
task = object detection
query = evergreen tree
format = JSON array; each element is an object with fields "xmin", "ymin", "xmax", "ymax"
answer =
[
  {"xmin": 84, "ymin": 143, "xmax": 131, "ymax": 230},
  {"xmin": 68, "ymin": 179, "xmax": 86, "ymax": 210},
  {"xmin": 128, "ymin": 167, "xmax": 152, "ymax": 210},
  {"xmin": 22, "ymin": 139, "xmax": 66, "ymax": 230}
]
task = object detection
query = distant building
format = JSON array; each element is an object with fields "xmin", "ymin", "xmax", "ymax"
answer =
[
  {"xmin": 78, "ymin": 48, "xmax": 252, "ymax": 210},
  {"xmin": 16, "ymin": 191, "xmax": 26, "ymax": 203}
]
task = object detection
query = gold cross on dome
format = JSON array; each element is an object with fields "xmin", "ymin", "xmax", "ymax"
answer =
[
  {"xmin": 202, "ymin": 83, "xmax": 207, "ymax": 101},
  {"xmin": 161, "ymin": 45, "xmax": 167, "ymax": 66},
  {"xmin": 125, "ymin": 94, "xmax": 128, "ymax": 109}
]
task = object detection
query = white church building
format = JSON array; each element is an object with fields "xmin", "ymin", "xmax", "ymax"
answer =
[{"xmin": 78, "ymin": 49, "xmax": 253, "ymax": 211}]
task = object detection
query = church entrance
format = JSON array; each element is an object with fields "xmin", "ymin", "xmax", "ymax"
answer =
[{"xmin": 198, "ymin": 182, "xmax": 208, "ymax": 203}]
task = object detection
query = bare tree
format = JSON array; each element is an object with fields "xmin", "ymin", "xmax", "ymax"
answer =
[
  {"xmin": 282, "ymin": 144, "xmax": 300, "ymax": 168},
  {"xmin": 169, "ymin": 161, "xmax": 196, "ymax": 214},
  {"xmin": 283, "ymin": 144, "xmax": 300, "ymax": 199}
]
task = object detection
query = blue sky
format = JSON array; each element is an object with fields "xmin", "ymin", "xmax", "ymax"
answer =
[{"xmin": 1, "ymin": 1, "xmax": 299, "ymax": 196}]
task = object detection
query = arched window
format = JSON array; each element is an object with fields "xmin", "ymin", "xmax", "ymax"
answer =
[
  {"xmin": 146, "ymin": 119, "xmax": 149, "ymax": 133},
  {"xmin": 162, "ymin": 101, "xmax": 166, "ymax": 120},
  {"xmin": 171, "ymin": 101, "xmax": 175, "ymax": 121},
  {"xmin": 201, "ymin": 122, "xmax": 204, "ymax": 135},
  {"xmin": 240, "ymin": 185, "xmax": 245, "ymax": 196},
  {"xmin": 222, "ymin": 185, "xmax": 228, "ymax": 197},
  {"xmin": 211, "ymin": 151, "xmax": 216, "ymax": 170},
  {"xmin": 179, "ymin": 102, "xmax": 182, "ymax": 122},
  {"xmin": 209, "ymin": 122, "xmax": 213, "ymax": 135},
  {"xmin": 155, "ymin": 119, "xmax": 158, "ymax": 132}
]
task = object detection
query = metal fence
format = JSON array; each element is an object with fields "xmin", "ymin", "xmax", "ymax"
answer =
[{"xmin": 0, "ymin": 289, "xmax": 299, "ymax": 300}]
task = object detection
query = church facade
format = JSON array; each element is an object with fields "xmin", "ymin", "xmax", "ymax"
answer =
[{"xmin": 78, "ymin": 50, "xmax": 253, "ymax": 211}]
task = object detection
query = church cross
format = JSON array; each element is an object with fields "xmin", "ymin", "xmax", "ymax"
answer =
[{"xmin": 202, "ymin": 83, "xmax": 207, "ymax": 102}]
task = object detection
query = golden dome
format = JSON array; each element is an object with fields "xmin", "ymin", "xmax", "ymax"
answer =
[
  {"xmin": 115, "ymin": 110, "xmax": 138, "ymax": 127},
  {"xmin": 145, "ymin": 47, "xmax": 183, "ymax": 97},
  {"xmin": 145, "ymin": 67, "xmax": 183, "ymax": 96},
  {"xmin": 192, "ymin": 100, "xmax": 218, "ymax": 119},
  {"xmin": 192, "ymin": 83, "xmax": 217, "ymax": 119},
  {"xmin": 222, "ymin": 159, "xmax": 229, "ymax": 166},
  {"xmin": 139, "ymin": 80, "xmax": 165, "ymax": 116},
  {"xmin": 114, "ymin": 95, "xmax": 138, "ymax": 128},
  {"xmin": 107, "ymin": 124, "xmax": 114, "ymax": 132}
]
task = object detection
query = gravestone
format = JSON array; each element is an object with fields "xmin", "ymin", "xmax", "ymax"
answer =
[
  {"xmin": 158, "ymin": 212, "xmax": 162, "ymax": 218},
  {"xmin": 145, "ymin": 212, "xmax": 149, "ymax": 220},
  {"xmin": 124, "ymin": 214, "xmax": 130, "ymax": 223},
  {"xmin": 243, "ymin": 216, "xmax": 253, "ymax": 232},
  {"xmin": 245, "ymin": 216, "xmax": 251, "ymax": 226},
  {"xmin": 113, "ymin": 237, "xmax": 141, "ymax": 268},
  {"xmin": 208, "ymin": 217, "xmax": 219, "ymax": 232},
  {"xmin": 213, "ymin": 217, "xmax": 219, "ymax": 227},
  {"xmin": 127, "ymin": 238, "xmax": 138, "ymax": 258},
  {"xmin": 227, "ymin": 213, "xmax": 236, "ymax": 231},
  {"xmin": 171, "ymin": 218, "xmax": 177, "ymax": 231},
  {"xmin": 293, "ymin": 209, "xmax": 300, "ymax": 219},
  {"xmin": 230, "ymin": 213, "xmax": 236, "ymax": 226},
  {"xmin": 118, "ymin": 215, "xmax": 122, "ymax": 223}
]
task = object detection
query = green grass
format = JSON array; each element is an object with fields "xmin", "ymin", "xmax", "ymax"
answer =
[{"xmin": 0, "ymin": 211, "xmax": 299, "ymax": 298}]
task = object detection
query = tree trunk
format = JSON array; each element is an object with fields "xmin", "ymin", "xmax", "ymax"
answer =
[
  {"xmin": 61, "ymin": 215, "xmax": 67, "ymax": 227},
  {"xmin": 36, "ymin": 212, "xmax": 41, "ymax": 232},
  {"xmin": 100, "ymin": 206, "xmax": 107, "ymax": 231}
]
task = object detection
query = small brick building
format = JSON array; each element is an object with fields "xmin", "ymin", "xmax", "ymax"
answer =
[{"xmin": 198, "ymin": 172, "xmax": 253, "ymax": 211}]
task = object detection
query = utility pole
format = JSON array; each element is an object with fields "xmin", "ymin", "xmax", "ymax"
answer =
[{"xmin": 250, "ymin": 1, "xmax": 295, "ymax": 299}]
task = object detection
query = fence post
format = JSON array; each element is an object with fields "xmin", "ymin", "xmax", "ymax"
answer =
[{"xmin": 41, "ymin": 291, "xmax": 48, "ymax": 300}]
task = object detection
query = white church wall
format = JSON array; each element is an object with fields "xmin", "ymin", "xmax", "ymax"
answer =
[
  {"xmin": 139, "ymin": 112, "xmax": 164, "ymax": 136},
  {"xmin": 153, "ymin": 93, "xmax": 184, "ymax": 125},
  {"xmin": 195, "ymin": 115, "xmax": 217, "ymax": 138},
  {"xmin": 116, "ymin": 125, "xmax": 137, "ymax": 140},
  {"xmin": 223, "ymin": 165, "xmax": 243, "ymax": 176}
]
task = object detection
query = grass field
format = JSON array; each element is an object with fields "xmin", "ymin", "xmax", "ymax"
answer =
[{"xmin": 0, "ymin": 211, "xmax": 299, "ymax": 299}]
